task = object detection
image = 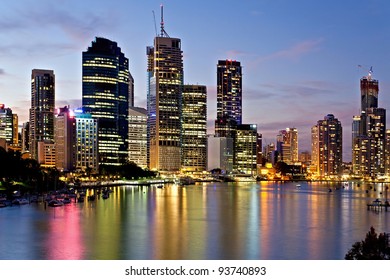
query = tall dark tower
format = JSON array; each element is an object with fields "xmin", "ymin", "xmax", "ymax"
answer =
[
  {"xmin": 360, "ymin": 70, "xmax": 378, "ymax": 112},
  {"xmin": 147, "ymin": 5, "xmax": 183, "ymax": 171},
  {"xmin": 215, "ymin": 60, "xmax": 242, "ymax": 137},
  {"xmin": 82, "ymin": 37, "xmax": 131, "ymax": 166},
  {"xmin": 352, "ymin": 69, "xmax": 386, "ymax": 177},
  {"xmin": 29, "ymin": 69, "xmax": 55, "ymax": 160}
]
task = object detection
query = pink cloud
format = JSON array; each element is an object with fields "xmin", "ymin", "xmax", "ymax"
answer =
[{"xmin": 255, "ymin": 38, "xmax": 324, "ymax": 63}]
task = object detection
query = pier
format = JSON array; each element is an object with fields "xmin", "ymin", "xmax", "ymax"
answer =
[{"xmin": 367, "ymin": 199, "xmax": 390, "ymax": 211}]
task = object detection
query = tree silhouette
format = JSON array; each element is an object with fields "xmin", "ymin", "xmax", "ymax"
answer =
[{"xmin": 345, "ymin": 227, "xmax": 390, "ymax": 260}]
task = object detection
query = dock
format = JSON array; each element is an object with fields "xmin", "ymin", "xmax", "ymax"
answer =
[{"xmin": 367, "ymin": 199, "xmax": 390, "ymax": 211}]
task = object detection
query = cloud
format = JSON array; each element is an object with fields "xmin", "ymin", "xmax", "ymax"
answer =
[
  {"xmin": 247, "ymin": 38, "xmax": 324, "ymax": 68},
  {"xmin": 0, "ymin": 69, "xmax": 5, "ymax": 75},
  {"xmin": 56, "ymin": 99, "xmax": 82, "ymax": 110},
  {"xmin": 225, "ymin": 50, "xmax": 252, "ymax": 59},
  {"xmin": 0, "ymin": 3, "xmax": 114, "ymax": 57}
]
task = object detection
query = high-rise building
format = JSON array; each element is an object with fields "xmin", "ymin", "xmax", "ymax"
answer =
[
  {"xmin": 263, "ymin": 142, "xmax": 276, "ymax": 165},
  {"xmin": 75, "ymin": 109, "xmax": 99, "ymax": 173},
  {"xmin": 256, "ymin": 133, "xmax": 263, "ymax": 165},
  {"xmin": 29, "ymin": 69, "xmax": 55, "ymax": 160},
  {"xmin": 385, "ymin": 130, "xmax": 390, "ymax": 176},
  {"xmin": 128, "ymin": 107, "xmax": 147, "ymax": 169},
  {"xmin": 207, "ymin": 135, "xmax": 233, "ymax": 173},
  {"xmin": 146, "ymin": 12, "xmax": 183, "ymax": 171},
  {"xmin": 21, "ymin": 122, "xmax": 30, "ymax": 153},
  {"xmin": 82, "ymin": 37, "xmax": 131, "ymax": 166},
  {"xmin": 215, "ymin": 60, "xmax": 242, "ymax": 138},
  {"xmin": 312, "ymin": 114, "xmax": 342, "ymax": 178},
  {"xmin": 11, "ymin": 114, "xmax": 18, "ymax": 148},
  {"xmin": 234, "ymin": 124, "xmax": 257, "ymax": 175},
  {"xmin": 276, "ymin": 128, "xmax": 298, "ymax": 164},
  {"xmin": 0, "ymin": 104, "xmax": 14, "ymax": 145},
  {"xmin": 54, "ymin": 106, "xmax": 76, "ymax": 172},
  {"xmin": 352, "ymin": 70, "xmax": 386, "ymax": 177},
  {"xmin": 181, "ymin": 85, "xmax": 207, "ymax": 172},
  {"xmin": 310, "ymin": 125, "xmax": 319, "ymax": 175},
  {"xmin": 37, "ymin": 141, "xmax": 56, "ymax": 168}
]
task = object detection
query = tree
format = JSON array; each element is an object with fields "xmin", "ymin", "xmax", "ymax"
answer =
[{"xmin": 345, "ymin": 227, "xmax": 390, "ymax": 260}]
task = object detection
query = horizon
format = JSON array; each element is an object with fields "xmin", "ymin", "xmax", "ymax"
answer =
[{"xmin": 1, "ymin": 0, "xmax": 390, "ymax": 162}]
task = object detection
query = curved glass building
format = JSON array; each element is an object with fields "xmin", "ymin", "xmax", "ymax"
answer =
[{"xmin": 82, "ymin": 37, "xmax": 131, "ymax": 166}]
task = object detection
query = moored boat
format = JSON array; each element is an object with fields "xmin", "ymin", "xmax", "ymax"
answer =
[
  {"xmin": 12, "ymin": 198, "xmax": 29, "ymax": 205},
  {"xmin": 48, "ymin": 200, "xmax": 64, "ymax": 207}
]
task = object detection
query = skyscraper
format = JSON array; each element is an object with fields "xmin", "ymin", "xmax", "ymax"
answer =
[
  {"xmin": 54, "ymin": 106, "xmax": 76, "ymax": 172},
  {"xmin": 312, "ymin": 114, "xmax": 343, "ymax": 178},
  {"xmin": 215, "ymin": 60, "xmax": 242, "ymax": 138},
  {"xmin": 82, "ymin": 37, "xmax": 131, "ymax": 166},
  {"xmin": 352, "ymin": 70, "xmax": 386, "ymax": 177},
  {"xmin": 147, "ymin": 10, "xmax": 183, "ymax": 171},
  {"xmin": 234, "ymin": 124, "xmax": 257, "ymax": 175},
  {"xmin": 207, "ymin": 135, "xmax": 233, "ymax": 173},
  {"xmin": 128, "ymin": 107, "xmax": 147, "ymax": 169},
  {"xmin": 75, "ymin": 109, "xmax": 99, "ymax": 173},
  {"xmin": 29, "ymin": 69, "xmax": 55, "ymax": 160},
  {"xmin": 276, "ymin": 128, "xmax": 298, "ymax": 164},
  {"xmin": 0, "ymin": 104, "xmax": 14, "ymax": 145},
  {"xmin": 181, "ymin": 85, "xmax": 207, "ymax": 172}
]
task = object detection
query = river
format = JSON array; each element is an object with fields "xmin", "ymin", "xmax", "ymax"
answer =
[{"xmin": 0, "ymin": 181, "xmax": 389, "ymax": 260}]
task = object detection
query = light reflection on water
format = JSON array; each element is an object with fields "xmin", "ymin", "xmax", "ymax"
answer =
[{"xmin": 0, "ymin": 181, "xmax": 389, "ymax": 260}]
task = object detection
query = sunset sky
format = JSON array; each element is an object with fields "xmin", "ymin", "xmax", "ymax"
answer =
[{"xmin": 0, "ymin": 0, "xmax": 389, "ymax": 161}]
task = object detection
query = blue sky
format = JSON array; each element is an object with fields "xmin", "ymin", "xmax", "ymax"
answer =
[{"xmin": 0, "ymin": 0, "xmax": 389, "ymax": 161}]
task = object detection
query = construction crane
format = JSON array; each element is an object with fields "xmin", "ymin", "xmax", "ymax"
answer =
[{"xmin": 152, "ymin": 10, "xmax": 158, "ymax": 37}]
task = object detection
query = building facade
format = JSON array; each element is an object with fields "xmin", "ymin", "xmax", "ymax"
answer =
[
  {"xmin": 215, "ymin": 60, "xmax": 242, "ymax": 138},
  {"xmin": 147, "ymin": 27, "xmax": 183, "ymax": 171},
  {"xmin": 82, "ymin": 37, "xmax": 131, "ymax": 166},
  {"xmin": 234, "ymin": 124, "xmax": 257, "ymax": 175},
  {"xmin": 29, "ymin": 69, "xmax": 55, "ymax": 160},
  {"xmin": 54, "ymin": 106, "xmax": 76, "ymax": 172},
  {"xmin": 37, "ymin": 141, "xmax": 56, "ymax": 168},
  {"xmin": 128, "ymin": 107, "xmax": 147, "ymax": 169},
  {"xmin": 276, "ymin": 128, "xmax": 298, "ymax": 164},
  {"xmin": 312, "ymin": 114, "xmax": 343, "ymax": 178},
  {"xmin": 21, "ymin": 122, "xmax": 30, "ymax": 154},
  {"xmin": 0, "ymin": 104, "xmax": 14, "ymax": 145},
  {"xmin": 75, "ymin": 110, "xmax": 99, "ymax": 173},
  {"xmin": 181, "ymin": 85, "xmax": 207, "ymax": 172},
  {"xmin": 207, "ymin": 135, "xmax": 233, "ymax": 173}
]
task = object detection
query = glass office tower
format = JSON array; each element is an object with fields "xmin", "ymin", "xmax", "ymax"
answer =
[{"xmin": 82, "ymin": 37, "xmax": 131, "ymax": 166}]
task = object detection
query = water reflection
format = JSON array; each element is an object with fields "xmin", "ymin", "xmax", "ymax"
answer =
[{"xmin": 0, "ymin": 181, "xmax": 389, "ymax": 260}]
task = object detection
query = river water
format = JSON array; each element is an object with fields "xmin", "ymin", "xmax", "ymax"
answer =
[{"xmin": 0, "ymin": 181, "xmax": 389, "ymax": 260}]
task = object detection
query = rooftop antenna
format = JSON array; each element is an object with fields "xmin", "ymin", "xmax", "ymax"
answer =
[
  {"xmin": 368, "ymin": 66, "xmax": 373, "ymax": 80},
  {"xmin": 160, "ymin": 4, "xmax": 169, "ymax": 37}
]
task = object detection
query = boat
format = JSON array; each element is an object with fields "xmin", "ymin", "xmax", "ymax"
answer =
[
  {"xmin": 12, "ymin": 198, "xmax": 29, "ymax": 205},
  {"xmin": 157, "ymin": 184, "xmax": 164, "ymax": 189},
  {"xmin": 0, "ymin": 202, "xmax": 6, "ymax": 208},
  {"xmin": 62, "ymin": 197, "xmax": 72, "ymax": 204},
  {"xmin": 296, "ymin": 184, "xmax": 301, "ymax": 188},
  {"xmin": 102, "ymin": 193, "xmax": 109, "ymax": 199},
  {"xmin": 48, "ymin": 200, "xmax": 64, "ymax": 207}
]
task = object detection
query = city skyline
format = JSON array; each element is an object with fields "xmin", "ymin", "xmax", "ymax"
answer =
[{"xmin": 1, "ymin": 0, "xmax": 390, "ymax": 161}]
